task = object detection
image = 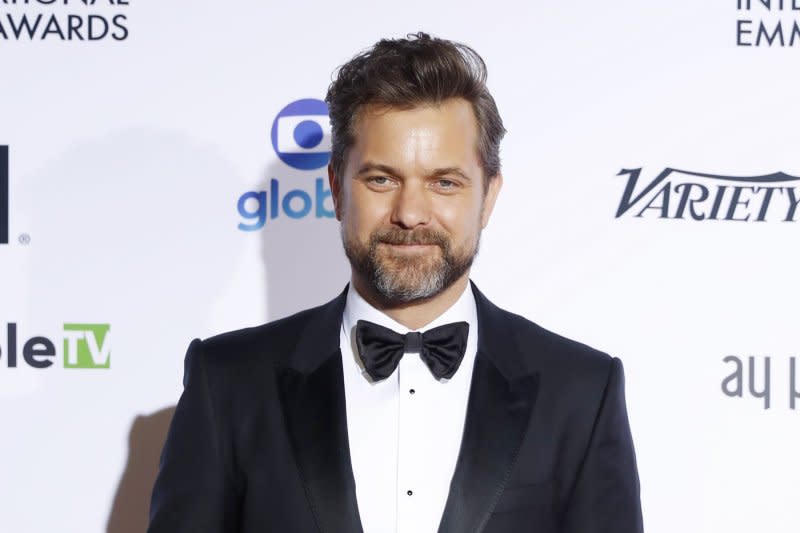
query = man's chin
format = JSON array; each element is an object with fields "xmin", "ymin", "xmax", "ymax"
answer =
[{"xmin": 373, "ymin": 282, "xmax": 444, "ymax": 304}]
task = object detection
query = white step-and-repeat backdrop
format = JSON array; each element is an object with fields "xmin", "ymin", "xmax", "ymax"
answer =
[{"xmin": 1, "ymin": 1, "xmax": 798, "ymax": 531}]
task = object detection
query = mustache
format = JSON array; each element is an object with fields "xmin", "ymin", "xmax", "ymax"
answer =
[{"xmin": 371, "ymin": 228, "xmax": 449, "ymax": 247}]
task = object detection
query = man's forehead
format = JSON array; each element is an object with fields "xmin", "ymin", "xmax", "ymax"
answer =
[{"xmin": 346, "ymin": 98, "xmax": 481, "ymax": 168}]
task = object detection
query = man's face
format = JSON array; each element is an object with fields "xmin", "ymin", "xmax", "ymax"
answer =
[{"xmin": 329, "ymin": 97, "xmax": 502, "ymax": 304}]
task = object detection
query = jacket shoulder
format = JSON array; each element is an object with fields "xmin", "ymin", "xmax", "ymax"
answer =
[
  {"xmin": 194, "ymin": 298, "xmax": 336, "ymax": 370},
  {"xmin": 497, "ymin": 305, "xmax": 616, "ymax": 379}
]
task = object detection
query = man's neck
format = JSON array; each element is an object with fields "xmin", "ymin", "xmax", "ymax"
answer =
[{"xmin": 351, "ymin": 273, "xmax": 470, "ymax": 331}]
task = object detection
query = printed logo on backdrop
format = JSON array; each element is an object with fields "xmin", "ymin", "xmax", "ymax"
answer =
[
  {"xmin": 1, "ymin": 146, "xmax": 8, "ymax": 245},
  {"xmin": 0, "ymin": 0, "xmax": 130, "ymax": 42},
  {"xmin": 736, "ymin": 0, "xmax": 800, "ymax": 47},
  {"xmin": 0, "ymin": 323, "xmax": 111, "ymax": 369},
  {"xmin": 271, "ymin": 99, "xmax": 332, "ymax": 171},
  {"xmin": 237, "ymin": 98, "xmax": 335, "ymax": 231},
  {"xmin": 0, "ymin": 146, "xmax": 30, "ymax": 246},
  {"xmin": 614, "ymin": 168, "xmax": 800, "ymax": 221},
  {"xmin": 722, "ymin": 355, "xmax": 800, "ymax": 410}
]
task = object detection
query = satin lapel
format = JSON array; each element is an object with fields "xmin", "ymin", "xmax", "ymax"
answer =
[
  {"xmin": 277, "ymin": 352, "xmax": 363, "ymax": 533},
  {"xmin": 437, "ymin": 282, "xmax": 541, "ymax": 533},
  {"xmin": 275, "ymin": 285, "xmax": 363, "ymax": 533},
  {"xmin": 437, "ymin": 355, "xmax": 539, "ymax": 533}
]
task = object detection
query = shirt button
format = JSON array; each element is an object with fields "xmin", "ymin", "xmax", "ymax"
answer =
[
  {"xmin": 407, "ymin": 490, "xmax": 413, "ymax": 496},
  {"xmin": 409, "ymin": 388, "xmax": 415, "ymax": 395}
]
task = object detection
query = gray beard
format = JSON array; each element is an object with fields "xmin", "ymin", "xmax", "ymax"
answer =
[{"xmin": 342, "ymin": 225, "xmax": 479, "ymax": 304}]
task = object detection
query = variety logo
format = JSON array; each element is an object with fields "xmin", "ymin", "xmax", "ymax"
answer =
[
  {"xmin": 736, "ymin": 0, "xmax": 800, "ymax": 47},
  {"xmin": 237, "ymin": 98, "xmax": 335, "ymax": 231},
  {"xmin": 0, "ymin": 0, "xmax": 130, "ymax": 42},
  {"xmin": 0, "ymin": 323, "xmax": 111, "ymax": 369},
  {"xmin": 615, "ymin": 168, "xmax": 800, "ymax": 222},
  {"xmin": 1, "ymin": 145, "xmax": 7, "ymax": 245}
]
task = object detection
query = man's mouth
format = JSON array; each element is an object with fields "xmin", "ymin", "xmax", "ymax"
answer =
[
  {"xmin": 381, "ymin": 241, "xmax": 438, "ymax": 248},
  {"xmin": 378, "ymin": 241, "xmax": 442, "ymax": 256}
]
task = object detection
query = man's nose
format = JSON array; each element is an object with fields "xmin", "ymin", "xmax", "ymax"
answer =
[{"xmin": 390, "ymin": 181, "xmax": 431, "ymax": 229}]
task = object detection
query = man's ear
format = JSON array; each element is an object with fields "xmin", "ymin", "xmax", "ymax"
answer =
[
  {"xmin": 480, "ymin": 173, "xmax": 503, "ymax": 228},
  {"xmin": 328, "ymin": 163, "xmax": 342, "ymax": 221}
]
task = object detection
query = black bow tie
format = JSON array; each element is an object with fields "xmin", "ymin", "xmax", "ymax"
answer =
[{"xmin": 354, "ymin": 319, "xmax": 470, "ymax": 381}]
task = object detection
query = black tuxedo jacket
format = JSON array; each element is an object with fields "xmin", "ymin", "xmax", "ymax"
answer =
[{"xmin": 149, "ymin": 282, "xmax": 643, "ymax": 533}]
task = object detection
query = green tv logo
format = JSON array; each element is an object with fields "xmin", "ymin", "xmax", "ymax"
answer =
[
  {"xmin": 63, "ymin": 324, "xmax": 111, "ymax": 369},
  {"xmin": 1, "ymin": 323, "xmax": 111, "ymax": 369}
]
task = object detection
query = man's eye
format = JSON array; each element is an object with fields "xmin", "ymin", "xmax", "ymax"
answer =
[
  {"xmin": 368, "ymin": 176, "xmax": 391, "ymax": 185},
  {"xmin": 435, "ymin": 179, "xmax": 457, "ymax": 189}
]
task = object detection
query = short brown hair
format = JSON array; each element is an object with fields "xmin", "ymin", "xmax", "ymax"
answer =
[{"xmin": 325, "ymin": 32, "xmax": 506, "ymax": 190}]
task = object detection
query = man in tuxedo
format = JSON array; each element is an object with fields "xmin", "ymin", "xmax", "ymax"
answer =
[{"xmin": 148, "ymin": 32, "xmax": 644, "ymax": 533}]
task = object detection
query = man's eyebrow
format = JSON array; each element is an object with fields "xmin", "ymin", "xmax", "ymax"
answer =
[
  {"xmin": 356, "ymin": 162, "xmax": 402, "ymax": 177},
  {"xmin": 429, "ymin": 167, "xmax": 472, "ymax": 181},
  {"xmin": 356, "ymin": 162, "xmax": 472, "ymax": 181}
]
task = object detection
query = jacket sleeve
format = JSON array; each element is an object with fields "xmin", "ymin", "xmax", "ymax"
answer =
[
  {"xmin": 561, "ymin": 357, "xmax": 644, "ymax": 533},
  {"xmin": 148, "ymin": 339, "xmax": 240, "ymax": 532}
]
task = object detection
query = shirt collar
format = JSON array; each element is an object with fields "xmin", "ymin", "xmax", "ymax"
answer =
[{"xmin": 342, "ymin": 280, "xmax": 478, "ymax": 343}]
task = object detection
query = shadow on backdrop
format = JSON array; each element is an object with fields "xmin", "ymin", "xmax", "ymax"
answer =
[
  {"xmin": 26, "ymin": 126, "xmax": 247, "ymax": 533},
  {"xmin": 106, "ymin": 408, "xmax": 176, "ymax": 533},
  {"xmin": 106, "ymin": 156, "xmax": 348, "ymax": 531}
]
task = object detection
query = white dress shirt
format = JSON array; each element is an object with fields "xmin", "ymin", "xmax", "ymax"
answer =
[{"xmin": 340, "ymin": 282, "xmax": 479, "ymax": 533}]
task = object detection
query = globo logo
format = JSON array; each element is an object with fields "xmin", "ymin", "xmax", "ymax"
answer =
[
  {"xmin": 271, "ymin": 98, "xmax": 331, "ymax": 171},
  {"xmin": 237, "ymin": 99, "xmax": 335, "ymax": 231}
]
